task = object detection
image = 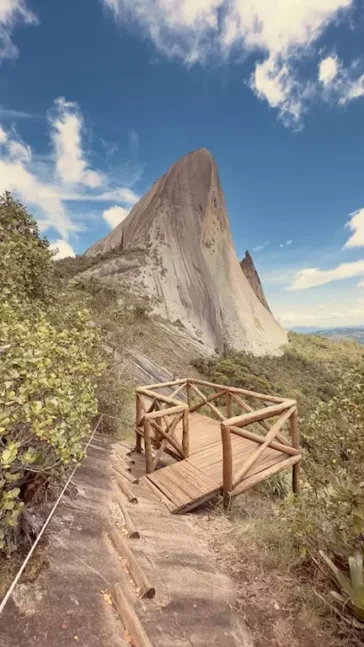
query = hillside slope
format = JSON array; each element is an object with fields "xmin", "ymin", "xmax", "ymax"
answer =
[{"xmin": 85, "ymin": 149, "xmax": 287, "ymax": 355}]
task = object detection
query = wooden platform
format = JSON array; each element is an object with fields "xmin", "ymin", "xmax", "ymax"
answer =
[{"xmin": 145, "ymin": 413, "xmax": 294, "ymax": 514}]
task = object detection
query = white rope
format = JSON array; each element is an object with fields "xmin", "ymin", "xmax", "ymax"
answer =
[{"xmin": 0, "ymin": 414, "xmax": 104, "ymax": 616}]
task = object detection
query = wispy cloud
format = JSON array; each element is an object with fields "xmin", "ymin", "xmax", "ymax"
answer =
[
  {"xmin": 0, "ymin": 97, "xmax": 142, "ymax": 244},
  {"xmin": 0, "ymin": 106, "xmax": 41, "ymax": 119},
  {"xmin": 101, "ymin": 0, "xmax": 360, "ymax": 126},
  {"xmin": 279, "ymin": 239, "xmax": 293, "ymax": 248},
  {"xmin": 288, "ymin": 260, "xmax": 364, "ymax": 291},
  {"xmin": 344, "ymin": 208, "xmax": 364, "ymax": 249},
  {"xmin": 253, "ymin": 240, "xmax": 269, "ymax": 253},
  {"xmin": 0, "ymin": 0, "xmax": 38, "ymax": 63}
]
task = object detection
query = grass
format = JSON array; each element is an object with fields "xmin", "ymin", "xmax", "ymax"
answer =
[{"xmin": 193, "ymin": 332, "xmax": 364, "ymax": 417}]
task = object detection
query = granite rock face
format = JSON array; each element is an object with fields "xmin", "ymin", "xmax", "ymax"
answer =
[{"xmin": 84, "ymin": 149, "xmax": 287, "ymax": 355}]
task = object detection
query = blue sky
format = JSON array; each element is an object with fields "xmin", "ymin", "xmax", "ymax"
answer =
[{"xmin": 1, "ymin": 0, "xmax": 364, "ymax": 328}]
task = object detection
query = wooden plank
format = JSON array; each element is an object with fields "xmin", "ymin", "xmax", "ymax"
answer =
[
  {"xmin": 148, "ymin": 472, "xmax": 191, "ymax": 507},
  {"xmin": 230, "ymin": 455, "xmax": 301, "ymax": 496},
  {"xmin": 111, "ymin": 583, "xmax": 154, "ymax": 647},
  {"xmin": 143, "ymin": 475, "xmax": 175, "ymax": 513},
  {"xmin": 165, "ymin": 460, "xmax": 216, "ymax": 492}
]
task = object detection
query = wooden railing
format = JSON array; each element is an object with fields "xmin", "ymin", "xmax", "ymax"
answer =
[{"xmin": 135, "ymin": 378, "xmax": 300, "ymax": 495}]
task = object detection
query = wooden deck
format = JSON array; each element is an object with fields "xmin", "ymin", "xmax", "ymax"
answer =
[{"xmin": 145, "ymin": 413, "xmax": 295, "ymax": 514}]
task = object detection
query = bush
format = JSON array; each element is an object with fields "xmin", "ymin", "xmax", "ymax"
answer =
[{"xmin": 0, "ymin": 193, "xmax": 102, "ymax": 555}]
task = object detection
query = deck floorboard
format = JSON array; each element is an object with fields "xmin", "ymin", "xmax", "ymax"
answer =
[{"xmin": 145, "ymin": 412, "xmax": 295, "ymax": 513}]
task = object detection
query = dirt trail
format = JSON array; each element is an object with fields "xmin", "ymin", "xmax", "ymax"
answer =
[{"xmin": 0, "ymin": 435, "xmax": 252, "ymax": 647}]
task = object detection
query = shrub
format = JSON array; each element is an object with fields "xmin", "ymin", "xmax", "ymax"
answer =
[{"xmin": 0, "ymin": 193, "xmax": 102, "ymax": 555}]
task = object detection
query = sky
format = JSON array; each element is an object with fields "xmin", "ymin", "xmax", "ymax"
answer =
[{"xmin": 1, "ymin": 0, "xmax": 364, "ymax": 329}]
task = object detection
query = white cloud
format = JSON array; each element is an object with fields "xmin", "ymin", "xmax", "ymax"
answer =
[
  {"xmin": 344, "ymin": 208, "xmax": 364, "ymax": 249},
  {"xmin": 0, "ymin": 0, "xmax": 37, "ymax": 62},
  {"xmin": 278, "ymin": 306, "xmax": 364, "ymax": 326},
  {"xmin": 318, "ymin": 55, "xmax": 364, "ymax": 104},
  {"xmin": 102, "ymin": 0, "xmax": 355, "ymax": 124},
  {"xmin": 318, "ymin": 55, "xmax": 338, "ymax": 85},
  {"xmin": 253, "ymin": 240, "xmax": 269, "ymax": 252},
  {"xmin": 279, "ymin": 239, "xmax": 293, "ymax": 248},
  {"xmin": 7, "ymin": 138, "xmax": 31, "ymax": 162},
  {"xmin": 49, "ymin": 98, "xmax": 103, "ymax": 187},
  {"xmin": 49, "ymin": 239, "xmax": 76, "ymax": 260},
  {"xmin": 0, "ymin": 125, "xmax": 7, "ymax": 143},
  {"xmin": 0, "ymin": 99, "xmax": 142, "ymax": 239},
  {"xmin": 103, "ymin": 205, "xmax": 129, "ymax": 229},
  {"xmin": 288, "ymin": 260, "xmax": 364, "ymax": 291}
]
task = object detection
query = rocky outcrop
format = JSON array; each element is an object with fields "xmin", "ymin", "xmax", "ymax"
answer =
[
  {"xmin": 84, "ymin": 149, "xmax": 287, "ymax": 355},
  {"xmin": 240, "ymin": 251, "xmax": 271, "ymax": 312}
]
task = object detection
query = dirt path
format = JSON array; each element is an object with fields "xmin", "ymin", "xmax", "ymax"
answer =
[{"xmin": 0, "ymin": 435, "xmax": 252, "ymax": 647}]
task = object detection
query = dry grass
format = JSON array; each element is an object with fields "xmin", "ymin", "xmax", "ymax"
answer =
[{"xmin": 192, "ymin": 494, "xmax": 347, "ymax": 647}]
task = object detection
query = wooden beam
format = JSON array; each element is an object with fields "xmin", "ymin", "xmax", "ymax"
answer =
[
  {"xmin": 182, "ymin": 409, "xmax": 190, "ymax": 458},
  {"xmin": 230, "ymin": 455, "xmax": 301, "ymax": 497},
  {"xmin": 226, "ymin": 392, "xmax": 232, "ymax": 419},
  {"xmin": 189, "ymin": 389, "xmax": 226, "ymax": 414},
  {"xmin": 230, "ymin": 391, "xmax": 290, "ymax": 446},
  {"xmin": 109, "ymin": 529, "xmax": 155, "ymax": 599},
  {"xmin": 137, "ymin": 388, "xmax": 182, "ymax": 407},
  {"xmin": 186, "ymin": 382, "xmax": 192, "ymax": 408},
  {"xmin": 150, "ymin": 419, "xmax": 184, "ymax": 458},
  {"xmin": 232, "ymin": 406, "xmax": 296, "ymax": 489},
  {"xmin": 188, "ymin": 378, "xmax": 286, "ymax": 403},
  {"xmin": 151, "ymin": 412, "xmax": 183, "ymax": 470},
  {"xmin": 145, "ymin": 404, "xmax": 187, "ymax": 420},
  {"xmin": 117, "ymin": 495, "xmax": 140, "ymax": 539},
  {"xmin": 113, "ymin": 464, "xmax": 139, "ymax": 486},
  {"xmin": 115, "ymin": 473, "xmax": 138, "ymax": 504},
  {"xmin": 170, "ymin": 382, "xmax": 187, "ymax": 399},
  {"xmin": 111, "ymin": 583, "xmax": 154, "ymax": 647},
  {"xmin": 144, "ymin": 418, "xmax": 153, "ymax": 474},
  {"xmin": 142, "ymin": 378, "xmax": 187, "ymax": 390},
  {"xmin": 224, "ymin": 399, "xmax": 296, "ymax": 428},
  {"xmin": 229, "ymin": 424, "xmax": 299, "ymax": 456},
  {"xmin": 221, "ymin": 423, "xmax": 233, "ymax": 496},
  {"xmin": 189, "ymin": 383, "xmax": 226, "ymax": 421},
  {"xmin": 290, "ymin": 408, "xmax": 300, "ymax": 494}
]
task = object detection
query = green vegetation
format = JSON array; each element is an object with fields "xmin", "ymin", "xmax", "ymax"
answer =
[
  {"xmin": 200, "ymin": 336, "xmax": 364, "ymax": 633},
  {"xmin": 0, "ymin": 193, "xmax": 102, "ymax": 556},
  {"xmin": 194, "ymin": 332, "xmax": 364, "ymax": 416}
]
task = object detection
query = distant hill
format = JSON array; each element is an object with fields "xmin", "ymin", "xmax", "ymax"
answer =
[{"xmin": 292, "ymin": 326, "xmax": 364, "ymax": 344}]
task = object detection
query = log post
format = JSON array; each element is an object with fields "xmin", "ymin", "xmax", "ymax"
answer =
[
  {"xmin": 135, "ymin": 393, "xmax": 143, "ymax": 453},
  {"xmin": 290, "ymin": 407, "xmax": 300, "ymax": 494},
  {"xmin": 186, "ymin": 382, "xmax": 192, "ymax": 410},
  {"xmin": 221, "ymin": 423, "xmax": 233, "ymax": 508},
  {"xmin": 226, "ymin": 391, "xmax": 232, "ymax": 419},
  {"xmin": 144, "ymin": 418, "xmax": 153, "ymax": 474},
  {"xmin": 182, "ymin": 408, "xmax": 190, "ymax": 458}
]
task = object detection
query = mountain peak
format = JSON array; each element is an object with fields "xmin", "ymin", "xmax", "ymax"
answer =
[{"xmin": 84, "ymin": 151, "xmax": 286, "ymax": 355}]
